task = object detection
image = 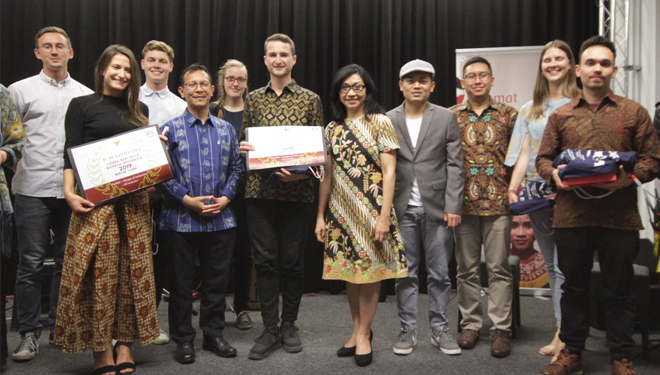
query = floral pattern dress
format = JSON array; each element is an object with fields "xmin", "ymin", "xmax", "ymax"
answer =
[{"xmin": 322, "ymin": 114, "xmax": 407, "ymax": 283}]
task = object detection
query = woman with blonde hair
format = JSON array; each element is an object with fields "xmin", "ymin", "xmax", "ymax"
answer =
[
  {"xmin": 55, "ymin": 45, "xmax": 160, "ymax": 375},
  {"xmin": 209, "ymin": 59, "xmax": 254, "ymax": 329},
  {"xmin": 504, "ymin": 39, "xmax": 580, "ymax": 358}
]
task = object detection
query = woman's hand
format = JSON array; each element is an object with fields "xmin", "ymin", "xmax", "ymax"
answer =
[
  {"xmin": 507, "ymin": 191, "xmax": 519, "ymax": 205},
  {"xmin": 65, "ymin": 192, "xmax": 94, "ymax": 214},
  {"xmin": 374, "ymin": 216, "xmax": 390, "ymax": 242},
  {"xmin": 239, "ymin": 141, "xmax": 254, "ymax": 157},
  {"xmin": 314, "ymin": 217, "xmax": 326, "ymax": 243}
]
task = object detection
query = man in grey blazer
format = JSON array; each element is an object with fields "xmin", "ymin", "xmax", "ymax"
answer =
[{"xmin": 387, "ymin": 60, "xmax": 464, "ymax": 356}]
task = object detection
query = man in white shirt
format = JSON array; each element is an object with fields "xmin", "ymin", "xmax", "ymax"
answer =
[
  {"xmin": 139, "ymin": 40, "xmax": 187, "ymax": 346},
  {"xmin": 139, "ymin": 40, "xmax": 187, "ymax": 126},
  {"xmin": 8, "ymin": 26, "xmax": 93, "ymax": 362},
  {"xmin": 387, "ymin": 60, "xmax": 464, "ymax": 357}
]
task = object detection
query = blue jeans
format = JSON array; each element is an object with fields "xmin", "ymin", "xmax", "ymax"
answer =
[
  {"xmin": 529, "ymin": 210, "xmax": 564, "ymax": 327},
  {"xmin": 395, "ymin": 205, "xmax": 454, "ymax": 332},
  {"xmin": 14, "ymin": 195, "xmax": 71, "ymax": 335}
]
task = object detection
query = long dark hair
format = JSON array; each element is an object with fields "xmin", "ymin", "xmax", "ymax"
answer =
[
  {"xmin": 329, "ymin": 64, "xmax": 383, "ymax": 123},
  {"xmin": 94, "ymin": 44, "xmax": 148, "ymax": 126}
]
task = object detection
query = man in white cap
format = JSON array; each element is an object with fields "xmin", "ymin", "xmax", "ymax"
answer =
[{"xmin": 387, "ymin": 59, "xmax": 464, "ymax": 356}]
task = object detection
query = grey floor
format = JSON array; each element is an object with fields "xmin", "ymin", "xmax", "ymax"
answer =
[{"xmin": 4, "ymin": 293, "xmax": 659, "ymax": 374}]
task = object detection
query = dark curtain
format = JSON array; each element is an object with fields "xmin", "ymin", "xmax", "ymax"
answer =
[{"xmin": 0, "ymin": 0, "xmax": 598, "ymax": 293}]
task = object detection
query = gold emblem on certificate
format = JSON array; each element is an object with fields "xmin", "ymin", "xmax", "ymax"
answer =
[
  {"xmin": 67, "ymin": 125, "xmax": 174, "ymax": 204},
  {"xmin": 246, "ymin": 126, "xmax": 326, "ymax": 170}
]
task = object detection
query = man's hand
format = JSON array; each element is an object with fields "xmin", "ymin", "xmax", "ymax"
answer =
[
  {"xmin": 552, "ymin": 165, "xmax": 574, "ymax": 191},
  {"xmin": 239, "ymin": 141, "xmax": 254, "ymax": 157},
  {"xmin": 275, "ymin": 168, "xmax": 309, "ymax": 182},
  {"xmin": 444, "ymin": 213, "xmax": 461, "ymax": 228},
  {"xmin": 182, "ymin": 195, "xmax": 223, "ymax": 216},
  {"xmin": 158, "ymin": 134, "xmax": 168, "ymax": 144},
  {"xmin": 592, "ymin": 165, "xmax": 634, "ymax": 191}
]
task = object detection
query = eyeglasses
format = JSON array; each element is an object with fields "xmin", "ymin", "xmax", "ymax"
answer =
[
  {"xmin": 340, "ymin": 84, "xmax": 365, "ymax": 94},
  {"xmin": 183, "ymin": 81, "xmax": 211, "ymax": 90},
  {"xmin": 463, "ymin": 72, "xmax": 492, "ymax": 82},
  {"xmin": 39, "ymin": 44, "xmax": 69, "ymax": 53},
  {"xmin": 225, "ymin": 77, "xmax": 247, "ymax": 84}
]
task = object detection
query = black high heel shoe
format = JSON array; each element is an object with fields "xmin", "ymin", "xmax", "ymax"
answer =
[
  {"xmin": 114, "ymin": 342, "xmax": 137, "ymax": 374},
  {"xmin": 92, "ymin": 350, "xmax": 116, "ymax": 375},
  {"xmin": 337, "ymin": 330, "xmax": 373, "ymax": 357},
  {"xmin": 354, "ymin": 351, "xmax": 373, "ymax": 367}
]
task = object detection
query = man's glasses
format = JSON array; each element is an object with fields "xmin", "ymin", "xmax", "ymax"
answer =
[
  {"xmin": 39, "ymin": 44, "xmax": 69, "ymax": 53},
  {"xmin": 225, "ymin": 77, "xmax": 247, "ymax": 84},
  {"xmin": 340, "ymin": 84, "xmax": 365, "ymax": 94},
  {"xmin": 183, "ymin": 81, "xmax": 211, "ymax": 90},
  {"xmin": 463, "ymin": 72, "xmax": 492, "ymax": 82}
]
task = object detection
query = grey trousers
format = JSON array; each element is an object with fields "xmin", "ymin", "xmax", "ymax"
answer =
[{"xmin": 395, "ymin": 206, "xmax": 454, "ymax": 332}]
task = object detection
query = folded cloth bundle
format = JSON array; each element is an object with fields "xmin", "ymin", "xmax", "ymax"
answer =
[
  {"xmin": 551, "ymin": 149, "xmax": 637, "ymax": 187},
  {"xmin": 509, "ymin": 181, "xmax": 556, "ymax": 215}
]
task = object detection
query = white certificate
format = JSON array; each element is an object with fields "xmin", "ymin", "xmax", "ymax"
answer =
[
  {"xmin": 246, "ymin": 126, "xmax": 326, "ymax": 170},
  {"xmin": 68, "ymin": 125, "xmax": 174, "ymax": 204}
]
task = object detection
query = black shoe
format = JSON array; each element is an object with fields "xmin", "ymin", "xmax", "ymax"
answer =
[
  {"xmin": 202, "ymin": 336, "xmax": 237, "ymax": 358},
  {"xmin": 248, "ymin": 328, "xmax": 281, "ymax": 360},
  {"xmin": 174, "ymin": 342, "xmax": 195, "ymax": 364},
  {"xmin": 280, "ymin": 321, "xmax": 303, "ymax": 353},
  {"xmin": 355, "ymin": 351, "xmax": 373, "ymax": 367},
  {"xmin": 337, "ymin": 330, "xmax": 373, "ymax": 357},
  {"xmin": 236, "ymin": 311, "xmax": 254, "ymax": 330}
]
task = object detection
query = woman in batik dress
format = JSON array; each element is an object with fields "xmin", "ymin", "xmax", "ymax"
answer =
[
  {"xmin": 315, "ymin": 64, "xmax": 407, "ymax": 367},
  {"xmin": 55, "ymin": 45, "xmax": 161, "ymax": 375}
]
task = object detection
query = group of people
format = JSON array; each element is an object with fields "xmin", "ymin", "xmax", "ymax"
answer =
[{"xmin": 0, "ymin": 26, "xmax": 657, "ymax": 375}]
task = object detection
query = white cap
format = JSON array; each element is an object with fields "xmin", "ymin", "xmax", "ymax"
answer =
[{"xmin": 399, "ymin": 59, "xmax": 435, "ymax": 79}]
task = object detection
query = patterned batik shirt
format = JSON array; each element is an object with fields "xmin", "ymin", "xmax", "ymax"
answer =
[
  {"xmin": 240, "ymin": 80, "xmax": 324, "ymax": 203},
  {"xmin": 158, "ymin": 109, "xmax": 243, "ymax": 232},
  {"xmin": 536, "ymin": 92, "xmax": 660, "ymax": 230},
  {"xmin": 450, "ymin": 97, "xmax": 517, "ymax": 216}
]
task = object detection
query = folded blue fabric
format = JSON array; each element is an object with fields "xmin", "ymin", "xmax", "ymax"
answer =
[
  {"xmin": 552, "ymin": 149, "xmax": 637, "ymax": 179},
  {"xmin": 509, "ymin": 181, "xmax": 556, "ymax": 215}
]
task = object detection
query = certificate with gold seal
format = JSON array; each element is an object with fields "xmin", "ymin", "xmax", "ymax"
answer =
[
  {"xmin": 67, "ymin": 125, "xmax": 174, "ymax": 204},
  {"xmin": 246, "ymin": 125, "xmax": 326, "ymax": 170}
]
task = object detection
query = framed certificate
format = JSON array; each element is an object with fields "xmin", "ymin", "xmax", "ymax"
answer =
[
  {"xmin": 246, "ymin": 125, "xmax": 326, "ymax": 171},
  {"xmin": 67, "ymin": 125, "xmax": 174, "ymax": 204}
]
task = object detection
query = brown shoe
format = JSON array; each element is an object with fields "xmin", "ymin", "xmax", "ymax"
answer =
[
  {"xmin": 490, "ymin": 329, "xmax": 511, "ymax": 358},
  {"xmin": 611, "ymin": 359, "xmax": 636, "ymax": 375},
  {"xmin": 540, "ymin": 349, "xmax": 583, "ymax": 375},
  {"xmin": 457, "ymin": 329, "xmax": 479, "ymax": 349}
]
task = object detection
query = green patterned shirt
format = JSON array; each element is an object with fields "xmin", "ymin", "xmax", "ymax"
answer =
[{"xmin": 240, "ymin": 80, "xmax": 324, "ymax": 202}]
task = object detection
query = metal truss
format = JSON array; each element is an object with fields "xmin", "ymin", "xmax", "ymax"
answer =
[{"xmin": 598, "ymin": 0, "xmax": 640, "ymax": 97}]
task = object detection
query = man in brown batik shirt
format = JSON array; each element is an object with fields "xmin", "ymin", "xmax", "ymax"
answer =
[
  {"xmin": 449, "ymin": 56, "xmax": 517, "ymax": 359},
  {"xmin": 537, "ymin": 36, "xmax": 660, "ymax": 375}
]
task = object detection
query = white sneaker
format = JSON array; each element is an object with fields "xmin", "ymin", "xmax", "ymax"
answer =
[
  {"xmin": 12, "ymin": 332, "xmax": 39, "ymax": 361},
  {"xmin": 153, "ymin": 329, "xmax": 170, "ymax": 345}
]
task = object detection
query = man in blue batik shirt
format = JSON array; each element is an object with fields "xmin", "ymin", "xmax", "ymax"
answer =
[{"xmin": 158, "ymin": 64, "xmax": 243, "ymax": 364}]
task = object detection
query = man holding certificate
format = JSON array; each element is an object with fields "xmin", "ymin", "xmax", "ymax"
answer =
[
  {"xmin": 158, "ymin": 64, "xmax": 243, "ymax": 364},
  {"xmin": 239, "ymin": 33, "xmax": 324, "ymax": 360}
]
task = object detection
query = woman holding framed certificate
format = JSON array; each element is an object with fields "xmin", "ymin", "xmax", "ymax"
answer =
[
  {"xmin": 56, "ymin": 45, "xmax": 158, "ymax": 375},
  {"xmin": 504, "ymin": 40, "xmax": 580, "ymax": 359},
  {"xmin": 315, "ymin": 64, "xmax": 407, "ymax": 367}
]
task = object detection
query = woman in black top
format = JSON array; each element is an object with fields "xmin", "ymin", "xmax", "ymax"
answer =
[
  {"xmin": 55, "ymin": 45, "xmax": 159, "ymax": 375},
  {"xmin": 209, "ymin": 59, "xmax": 254, "ymax": 329}
]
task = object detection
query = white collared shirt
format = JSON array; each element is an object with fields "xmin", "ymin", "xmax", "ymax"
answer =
[
  {"xmin": 139, "ymin": 84, "xmax": 187, "ymax": 127},
  {"xmin": 9, "ymin": 70, "xmax": 93, "ymax": 198}
]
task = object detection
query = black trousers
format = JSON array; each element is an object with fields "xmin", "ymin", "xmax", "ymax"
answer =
[
  {"xmin": 247, "ymin": 199, "xmax": 313, "ymax": 328},
  {"xmin": 230, "ymin": 197, "xmax": 252, "ymax": 313},
  {"xmin": 164, "ymin": 229, "xmax": 235, "ymax": 344},
  {"xmin": 554, "ymin": 227, "xmax": 638, "ymax": 360}
]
